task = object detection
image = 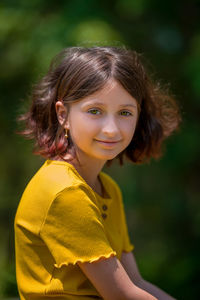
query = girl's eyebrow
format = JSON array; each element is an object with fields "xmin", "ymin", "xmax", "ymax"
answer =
[{"xmin": 83, "ymin": 101, "xmax": 137, "ymax": 108}]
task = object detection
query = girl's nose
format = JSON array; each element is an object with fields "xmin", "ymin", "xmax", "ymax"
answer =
[{"xmin": 102, "ymin": 117, "xmax": 119, "ymax": 137}]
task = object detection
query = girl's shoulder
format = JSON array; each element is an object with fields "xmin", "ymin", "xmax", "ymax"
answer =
[
  {"xmin": 15, "ymin": 160, "xmax": 93, "ymax": 233},
  {"xmin": 23, "ymin": 159, "xmax": 86, "ymax": 197}
]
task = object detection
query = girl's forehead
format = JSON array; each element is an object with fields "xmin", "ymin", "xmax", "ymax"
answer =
[
  {"xmin": 77, "ymin": 80, "xmax": 118, "ymax": 102},
  {"xmin": 81, "ymin": 80, "xmax": 137, "ymax": 103}
]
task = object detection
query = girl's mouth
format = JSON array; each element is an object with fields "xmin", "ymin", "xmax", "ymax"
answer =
[{"xmin": 95, "ymin": 139, "xmax": 120, "ymax": 147}]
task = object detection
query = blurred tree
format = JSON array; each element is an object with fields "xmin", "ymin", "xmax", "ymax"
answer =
[{"xmin": 0, "ymin": 0, "xmax": 200, "ymax": 298}]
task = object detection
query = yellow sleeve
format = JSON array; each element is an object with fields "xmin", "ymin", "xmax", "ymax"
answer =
[
  {"xmin": 120, "ymin": 198, "xmax": 135, "ymax": 252},
  {"xmin": 117, "ymin": 185, "xmax": 135, "ymax": 253},
  {"xmin": 40, "ymin": 184, "xmax": 117, "ymax": 268}
]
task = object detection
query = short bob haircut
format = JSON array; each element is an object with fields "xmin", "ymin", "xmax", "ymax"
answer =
[{"xmin": 17, "ymin": 46, "xmax": 182, "ymax": 166}]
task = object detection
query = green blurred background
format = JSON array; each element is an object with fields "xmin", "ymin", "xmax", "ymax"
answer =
[{"xmin": 1, "ymin": 0, "xmax": 200, "ymax": 299}]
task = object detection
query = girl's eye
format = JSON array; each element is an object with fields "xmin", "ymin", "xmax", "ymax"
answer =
[
  {"xmin": 120, "ymin": 111, "xmax": 132, "ymax": 116},
  {"xmin": 87, "ymin": 109, "xmax": 133, "ymax": 116},
  {"xmin": 88, "ymin": 109, "xmax": 101, "ymax": 115}
]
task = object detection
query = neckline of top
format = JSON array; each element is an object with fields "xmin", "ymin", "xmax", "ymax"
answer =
[{"xmin": 45, "ymin": 159, "xmax": 112, "ymax": 200}]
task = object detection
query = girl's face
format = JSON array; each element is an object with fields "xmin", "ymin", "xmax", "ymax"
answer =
[{"xmin": 65, "ymin": 80, "xmax": 139, "ymax": 163}]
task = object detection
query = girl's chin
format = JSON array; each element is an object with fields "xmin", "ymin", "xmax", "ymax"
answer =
[
  {"xmin": 76, "ymin": 146, "xmax": 121, "ymax": 161},
  {"xmin": 93, "ymin": 152, "xmax": 120, "ymax": 161}
]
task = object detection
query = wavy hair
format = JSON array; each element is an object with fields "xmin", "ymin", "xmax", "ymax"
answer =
[{"xmin": 16, "ymin": 46, "xmax": 182, "ymax": 166}]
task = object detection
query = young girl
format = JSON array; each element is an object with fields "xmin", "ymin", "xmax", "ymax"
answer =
[{"xmin": 15, "ymin": 46, "xmax": 181, "ymax": 300}]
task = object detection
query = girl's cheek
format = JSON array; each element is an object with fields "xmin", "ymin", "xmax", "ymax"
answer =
[
  {"xmin": 121, "ymin": 119, "xmax": 136, "ymax": 132},
  {"xmin": 74, "ymin": 118, "xmax": 101, "ymax": 135},
  {"xmin": 83, "ymin": 116, "xmax": 102, "ymax": 127}
]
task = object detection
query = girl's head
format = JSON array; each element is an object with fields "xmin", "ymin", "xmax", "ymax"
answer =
[{"xmin": 17, "ymin": 46, "xmax": 181, "ymax": 166}]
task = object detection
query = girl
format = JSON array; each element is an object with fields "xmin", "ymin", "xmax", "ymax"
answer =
[{"xmin": 15, "ymin": 46, "xmax": 181, "ymax": 300}]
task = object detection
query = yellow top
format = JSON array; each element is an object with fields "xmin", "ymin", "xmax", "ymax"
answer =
[{"xmin": 14, "ymin": 159, "xmax": 134, "ymax": 300}]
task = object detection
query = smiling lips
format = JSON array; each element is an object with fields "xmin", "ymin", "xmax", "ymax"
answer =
[{"xmin": 95, "ymin": 139, "xmax": 120, "ymax": 147}]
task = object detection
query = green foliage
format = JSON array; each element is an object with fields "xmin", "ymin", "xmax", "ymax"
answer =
[{"xmin": 1, "ymin": 0, "xmax": 200, "ymax": 298}]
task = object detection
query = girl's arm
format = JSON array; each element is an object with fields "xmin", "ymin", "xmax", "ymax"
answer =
[
  {"xmin": 136, "ymin": 279, "xmax": 177, "ymax": 300},
  {"xmin": 120, "ymin": 251, "xmax": 177, "ymax": 300},
  {"xmin": 78, "ymin": 255, "xmax": 158, "ymax": 300}
]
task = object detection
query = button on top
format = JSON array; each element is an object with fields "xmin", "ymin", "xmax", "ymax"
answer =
[
  {"xmin": 101, "ymin": 213, "xmax": 107, "ymax": 219},
  {"xmin": 102, "ymin": 204, "xmax": 108, "ymax": 211}
]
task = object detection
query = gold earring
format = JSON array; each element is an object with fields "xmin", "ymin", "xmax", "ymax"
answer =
[{"xmin": 64, "ymin": 129, "xmax": 68, "ymax": 138}]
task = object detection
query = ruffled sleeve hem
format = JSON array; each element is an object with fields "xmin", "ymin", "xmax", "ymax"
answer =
[
  {"xmin": 122, "ymin": 244, "xmax": 135, "ymax": 253},
  {"xmin": 54, "ymin": 251, "xmax": 117, "ymax": 268}
]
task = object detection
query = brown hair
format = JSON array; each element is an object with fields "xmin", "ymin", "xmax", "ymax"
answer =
[{"xmin": 16, "ymin": 46, "xmax": 182, "ymax": 166}]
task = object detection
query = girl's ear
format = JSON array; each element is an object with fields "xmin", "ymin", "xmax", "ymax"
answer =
[{"xmin": 55, "ymin": 101, "xmax": 69, "ymax": 129}]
